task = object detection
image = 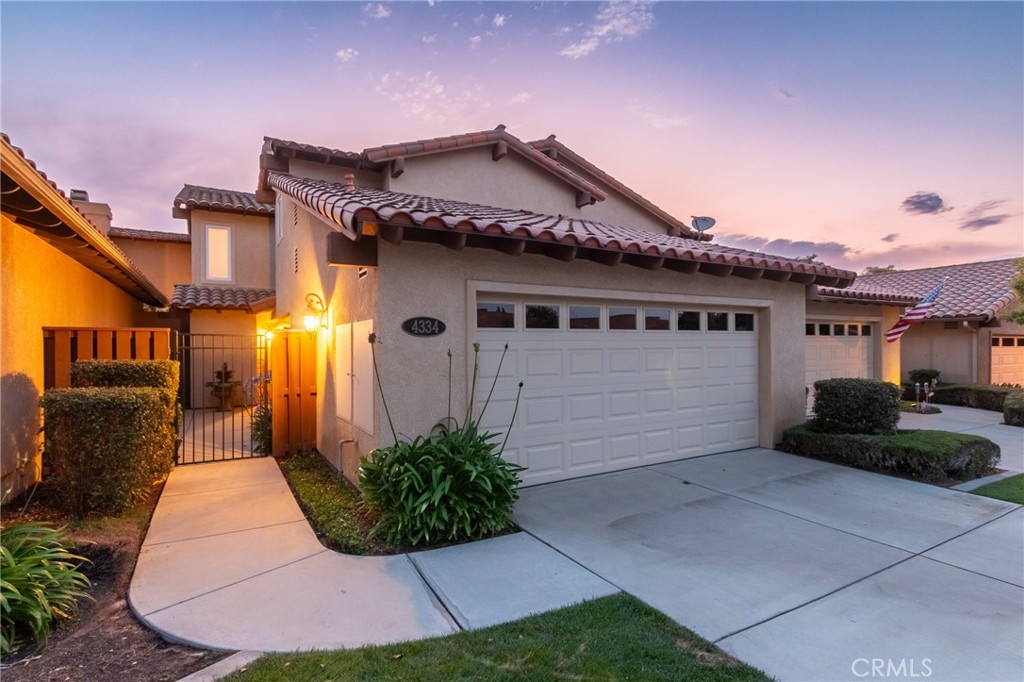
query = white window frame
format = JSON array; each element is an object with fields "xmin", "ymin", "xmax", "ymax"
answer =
[{"xmin": 204, "ymin": 224, "xmax": 233, "ymax": 283}]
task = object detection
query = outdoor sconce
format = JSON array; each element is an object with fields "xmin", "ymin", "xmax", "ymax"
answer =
[{"xmin": 303, "ymin": 293, "xmax": 327, "ymax": 333}]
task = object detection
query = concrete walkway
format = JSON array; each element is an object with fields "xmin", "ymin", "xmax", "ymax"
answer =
[{"xmin": 129, "ymin": 458, "xmax": 616, "ymax": 653}]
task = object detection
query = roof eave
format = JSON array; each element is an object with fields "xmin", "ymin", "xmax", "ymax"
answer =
[{"xmin": 2, "ymin": 136, "xmax": 168, "ymax": 307}]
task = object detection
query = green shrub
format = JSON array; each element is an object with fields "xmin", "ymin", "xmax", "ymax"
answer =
[
  {"xmin": 782, "ymin": 424, "xmax": 1000, "ymax": 482},
  {"xmin": 1004, "ymin": 393, "xmax": 1024, "ymax": 427},
  {"xmin": 71, "ymin": 359, "xmax": 179, "ymax": 393},
  {"xmin": 930, "ymin": 384, "xmax": 1018, "ymax": 412},
  {"xmin": 72, "ymin": 359, "xmax": 180, "ymax": 460},
  {"xmin": 360, "ymin": 426, "xmax": 524, "ymax": 546},
  {"xmin": 360, "ymin": 342, "xmax": 524, "ymax": 547},
  {"xmin": 1, "ymin": 522, "xmax": 91, "ymax": 654},
  {"xmin": 251, "ymin": 404, "xmax": 273, "ymax": 454},
  {"xmin": 812, "ymin": 378, "xmax": 901, "ymax": 435},
  {"xmin": 41, "ymin": 387, "xmax": 172, "ymax": 516},
  {"xmin": 908, "ymin": 368, "xmax": 941, "ymax": 385}
]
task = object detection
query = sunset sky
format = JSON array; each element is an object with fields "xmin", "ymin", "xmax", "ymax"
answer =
[{"xmin": 2, "ymin": 1, "xmax": 1021, "ymax": 272}]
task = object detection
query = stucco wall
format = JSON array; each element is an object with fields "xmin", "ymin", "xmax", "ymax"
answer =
[
  {"xmin": 189, "ymin": 210, "xmax": 274, "ymax": 289},
  {"xmin": 276, "ymin": 198, "xmax": 379, "ymax": 477},
  {"xmin": 110, "ymin": 237, "xmax": 191, "ymax": 300},
  {"xmin": 900, "ymin": 323, "xmax": 977, "ymax": 384},
  {"xmin": 365, "ymin": 239, "xmax": 808, "ymax": 483},
  {"xmin": 1, "ymin": 216, "xmax": 151, "ymax": 498},
  {"xmin": 554, "ymin": 155, "xmax": 674, "ymax": 234}
]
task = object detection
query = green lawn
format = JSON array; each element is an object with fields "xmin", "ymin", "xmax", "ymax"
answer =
[
  {"xmin": 970, "ymin": 474, "xmax": 1024, "ymax": 505},
  {"xmin": 222, "ymin": 593, "xmax": 770, "ymax": 682}
]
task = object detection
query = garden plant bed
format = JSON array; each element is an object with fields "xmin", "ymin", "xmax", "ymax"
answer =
[
  {"xmin": 0, "ymin": 480, "xmax": 233, "ymax": 681},
  {"xmin": 277, "ymin": 450, "xmax": 519, "ymax": 555}
]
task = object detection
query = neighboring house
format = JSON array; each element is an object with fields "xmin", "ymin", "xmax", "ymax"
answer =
[
  {"xmin": 834, "ymin": 260, "xmax": 1024, "ymax": 385},
  {"xmin": 108, "ymin": 226, "xmax": 192, "ymax": 302},
  {"xmin": 805, "ymin": 285, "xmax": 920, "ymax": 390},
  {"xmin": 1, "ymin": 133, "xmax": 168, "ymax": 498},
  {"xmin": 168, "ymin": 185, "xmax": 276, "ymax": 408},
  {"xmin": 255, "ymin": 124, "xmax": 862, "ymax": 486}
]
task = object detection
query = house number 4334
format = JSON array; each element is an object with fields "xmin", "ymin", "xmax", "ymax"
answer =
[{"xmin": 401, "ymin": 317, "xmax": 446, "ymax": 337}]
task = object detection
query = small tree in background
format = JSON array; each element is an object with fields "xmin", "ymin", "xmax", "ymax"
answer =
[{"xmin": 1002, "ymin": 258, "xmax": 1024, "ymax": 325}]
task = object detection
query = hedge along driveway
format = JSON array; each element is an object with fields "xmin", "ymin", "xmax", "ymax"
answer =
[{"xmin": 899, "ymin": 404, "xmax": 1024, "ymax": 473}]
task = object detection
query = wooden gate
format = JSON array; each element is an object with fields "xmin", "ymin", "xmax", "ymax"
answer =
[{"xmin": 271, "ymin": 331, "xmax": 317, "ymax": 457}]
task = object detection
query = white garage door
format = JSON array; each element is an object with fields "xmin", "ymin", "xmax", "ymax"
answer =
[
  {"xmin": 805, "ymin": 321, "xmax": 874, "ymax": 389},
  {"xmin": 475, "ymin": 298, "xmax": 759, "ymax": 486},
  {"xmin": 991, "ymin": 336, "xmax": 1024, "ymax": 385}
]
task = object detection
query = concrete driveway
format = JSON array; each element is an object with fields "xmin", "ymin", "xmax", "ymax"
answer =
[{"xmin": 515, "ymin": 448, "xmax": 1023, "ymax": 682}]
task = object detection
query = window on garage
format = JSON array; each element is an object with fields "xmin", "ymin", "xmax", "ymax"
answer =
[
  {"xmin": 735, "ymin": 313, "xmax": 755, "ymax": 332},
  {"xmin": 806, "ymin": 324, "xmax": 816, "ymax": 335},
  {"xmin": 645, "ymin": 308, "xmax": 671, "ymax": 331},
  {"xmin": 707, "ymin": 312, "xmax": 729, "ymax": 331},
  {"xmin": 679, "ymin": 311, "xmax": 701, "ymax": 331},
  {"xmin": 609, "ymin": 307, "xmax": 637, "ymax": 330},
  {"xmin": 569, "ymin": 305, "xmax": 601, "ymax": 330},
  {"xmin": 818, "ymin": 324, "xmax": 831, "ymax": 336},
  {"xmin": 478, "ymin": 302, "xmax": 515, "ymax": 328},
  {"xmin": 526, "ymin": 304, "xmax": 560, "ymax": 329}
]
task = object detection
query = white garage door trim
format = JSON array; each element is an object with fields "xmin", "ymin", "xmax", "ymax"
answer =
[{"xmin": 472, "ymin": 292, "xmax": 761, "ymax": 486}]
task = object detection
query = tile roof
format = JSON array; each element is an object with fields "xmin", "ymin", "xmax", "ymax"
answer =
[
  {"xmin": 841, "ymin": 259, "xmax": 1021, "ymax": 320},
  {"xmin": 261, "ymin": 126, "xmax": 606, "ymax": 209},
  {"xmin": 171, "ymin": 285, "xmax": 276, "ymax": 312},
  {"xmin": 174, "ymin": 184, "xmax": 275, "ymax": 216},
  {"xmin": 1, "ymin": 133, "xmax": 168, "ymax": 307},
  {"xmin": 814, "ymin": 285, "xmax": 921, "ymax": 306},
  {"xmin": 269, "ymin": 172, "xmax": 855, "ymax": 287},
  {"xmin": 528, "ymin": 135, "xmax": 705, "ymax": 240},
  {"xmin": 108, "ymin": 226, "xmax": 191, "ymax": 243}
]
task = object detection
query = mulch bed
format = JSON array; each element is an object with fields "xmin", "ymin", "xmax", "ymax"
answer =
[{"xmin": 1, "ymin": 482, "xmax": 233, "ymax": 682}]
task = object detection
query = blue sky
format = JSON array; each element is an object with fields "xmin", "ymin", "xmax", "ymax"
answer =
[{"xmin": 2, "ymin": 1, "xmax": 1021, "ymax": 271}]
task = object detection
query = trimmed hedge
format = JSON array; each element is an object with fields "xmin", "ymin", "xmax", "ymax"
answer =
[
  {"xmin": 71, "ymin": 358, "xmax": 179, "ymax": 393},
  {"xmin": 812, "ymin": 378, "xmax": 901, "ymax": 435},
  {"xmin": 782, "ymin": 424, "xmax": 1001, "ymax": 482},
  {"xmin": 41, "ymin": 387, "xmax": 173, "ymax": 515},
  {"xmin": 930, "ymin": 384, "xmax": 1019, "ymax": 412},
  {"xmin": 1004, "ymin": 393, "xmax": 1024, "ymax": 427}
]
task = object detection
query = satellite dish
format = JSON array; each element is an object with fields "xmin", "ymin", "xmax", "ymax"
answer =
[{"xmin": 691, "ymin": 216, "xmax": 716, "ymax": 234}]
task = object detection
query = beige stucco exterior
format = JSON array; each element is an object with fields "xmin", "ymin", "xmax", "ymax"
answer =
[
  {"xmin": 899, "ymin": 318, "xmax": 1024, "ymax": 385},
  {"xmin": 1, "ymin": 215, "xmax": 150, "ymax": 498},
  {"xmin": 110, "ymin": 237, "xmax": 192, "ymax": 300},
  {"xmin": 189, "ymin": 210, "xmax": 274, "ymax": 289}
]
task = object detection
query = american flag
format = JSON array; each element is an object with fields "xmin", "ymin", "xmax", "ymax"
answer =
[{"xmin": 885, "ymin": 278, "xmax": 948, "ymax": 343}]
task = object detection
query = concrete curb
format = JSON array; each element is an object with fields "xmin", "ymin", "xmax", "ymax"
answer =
[
  {"xmin": 175, "ymin": 651, "xmax": 263, "ymax": 682},
  {"xmin": 951, "ymin": 470, "xmax": 1022, "ymax": 492}
]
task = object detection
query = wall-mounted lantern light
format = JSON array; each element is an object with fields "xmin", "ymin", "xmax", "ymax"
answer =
[{"xmin": 303, "ymin": 293, "xmax": 327, "ymax": 334}]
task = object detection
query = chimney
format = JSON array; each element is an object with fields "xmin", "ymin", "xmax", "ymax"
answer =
[
  {"xmin": 69, "ymin": 189, "xmax": 113, "ymax": 234},
  {"xmin": 344, "ymin": 173, "xmax": 355, "ymax": 189}
]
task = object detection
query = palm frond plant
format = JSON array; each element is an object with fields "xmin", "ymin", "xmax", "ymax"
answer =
[{"xmin": 1, "ymin": 522, "xmax": 91, "ymax": 654}]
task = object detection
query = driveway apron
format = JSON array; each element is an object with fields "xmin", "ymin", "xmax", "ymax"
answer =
[{"xmin": 515, "ymin": 448, "xmax": 1023, "ymax": 682}]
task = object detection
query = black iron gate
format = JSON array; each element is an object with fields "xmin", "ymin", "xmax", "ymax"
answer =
[{"xmin": 173, "ymin": 333, "xmax": 270, "ymax": 464}]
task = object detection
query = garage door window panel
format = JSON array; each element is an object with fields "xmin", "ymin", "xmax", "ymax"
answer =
[
  {"xmin": 678, "ymin": 311, "xmax": 701, "ymax": 332},
  {"xmin": 569, "ymin": 305, "xmax": 601, "ymax": 331},
  {"xmin": 645, "ymin": 309, "xmax": 671, "ymax": 331},
  {"xmin": 478, "ymin": 303, "xmax": 516, "ymax": 329},
  {"xmin": 526, "ymin": 304, "xmax": 560, "ymax": 330},
  {"xmin": 707, "ymin": 312, "xmax": 729, "ymax": 332},
  {"xmin": 609, "ymin": 307, "xmax": 638, "ymax": 331},
  {"xmin": 735, "ymin": 313, "xmax": 755, "ymax": 332}
]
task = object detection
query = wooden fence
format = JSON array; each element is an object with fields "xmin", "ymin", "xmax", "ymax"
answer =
[
  {"xmin": 270, "ymin": 331, "xmax": 318, "ymax": 457},
  {"xmin": 43, "ymin": 327, "xmax": 172, "ymax": 389}
]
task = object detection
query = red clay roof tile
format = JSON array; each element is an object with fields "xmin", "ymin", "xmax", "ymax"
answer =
[
  {"xmin": 174, "ymin": 184, "xmax": 275, "ymax": 216},
  {"xmin": 269, "ymin": 172, "xmax": 854, "ymax": 287},
  {"xmin": 848, "ymin": 259, "xmax": 1021, "ymax": 320},
  {"xmin": 171, "ymin": 285, "xmax": 275, "ymax": 312}
]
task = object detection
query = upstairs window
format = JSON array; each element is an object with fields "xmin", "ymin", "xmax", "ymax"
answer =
[{"xmin": 205, "ymin": 224, "xmax": 232, "ymax": 282}]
